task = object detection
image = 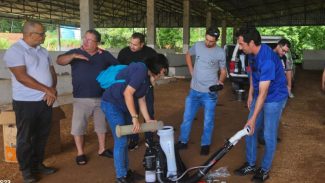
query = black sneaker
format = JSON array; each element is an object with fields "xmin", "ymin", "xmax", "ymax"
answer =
[
  {"xmin": 128, "ymin": 140, "xmax": 139, "ymax": 151},
  {"xmin": 176, "ymin": 141, "xmax": 188, "ymax": 150},
  {"xmin": 126, "ymin": 169, "xmax": 144, "ymax": 181},
  {"xmin": 200, "ymin": 145, "xmax": 210, "ymax": 155},
  {"xmin": 31, "ymin": 164, "xmax": 57, "ymax": 175},
  {"xmin": 116, "ymin": 177, "xmax": 130, "ymax": 183},
  {"xmin": 251, "ymin": 168, "xmax": 269, "ymax": 182},
  {"xmin": 234, "ymin": 162, "xmax": 257, "ymax": 176},
  {"xmin": 23, "ymin": 174, "xmax": 37, "ymax": 183}
]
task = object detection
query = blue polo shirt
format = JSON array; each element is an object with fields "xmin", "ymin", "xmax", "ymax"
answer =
[
  {"xmin": 249, "ymin": 44, "xmax": 288, "ymax": 102},
  {"xmin": 102, "ymin": 62, "xmax": 150, "ymax": 108},
  {"xmin": 64, "ymin": 48, "xmax": 118, "ymax": 98}
]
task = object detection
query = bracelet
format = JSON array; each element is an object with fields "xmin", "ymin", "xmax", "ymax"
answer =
[{"xmin": 131, "ymin": 115, "xmax": 139, "ymax": 119}]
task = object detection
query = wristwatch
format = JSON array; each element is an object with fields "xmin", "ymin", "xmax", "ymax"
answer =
[{"xmin": 131, "ymin": 115, "xmax": 139, "ymax": 119}]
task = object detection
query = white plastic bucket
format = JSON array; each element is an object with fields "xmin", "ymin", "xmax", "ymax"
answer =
[{"xmin": 157, "ymin": 126, "xmax": 177, "ymax": 178}]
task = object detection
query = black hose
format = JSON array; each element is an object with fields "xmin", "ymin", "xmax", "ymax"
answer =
[
  {"xmin": 151, "ymin": 140, "xmax": 235, "ymax": 182},
  {"xmin": 157, "ymin": 170, "xmax": 173, "ymax": 183},
  {"xmin": 176, "ymin": 141, "xmax": 234, "ymax": 183}
]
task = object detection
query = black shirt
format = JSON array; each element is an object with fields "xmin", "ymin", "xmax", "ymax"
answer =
[{"xmin": 117, "ymin": 45, "xmax": 157, "ymax": 65}]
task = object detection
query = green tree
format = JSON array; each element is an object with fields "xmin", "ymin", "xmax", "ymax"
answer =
[
  {"xmin": 98, "ymin": 28, "xmax": 146, "ymax": 49},
  {"xmin": 190, "ymin": 28, "xmax": 206, "ymax": 46},
  {"xmin": 0, "ymin": 38, "xmax": 10, "ymax": 49},
  {"xmin": 0, "ymin": 19, "xmax": 24, "ymax": 33},
  {"xmin": 258, "ymin": 26, "xmax": 325, "ymax": 63},
  {"xmin": 157, "ymin": 28, "xmax": 183, "ymax": 51}
]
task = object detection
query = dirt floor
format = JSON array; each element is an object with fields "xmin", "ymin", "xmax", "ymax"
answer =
[{"xmin": 0, "ymin": 66, "xmax": 324, "ymax": 183}]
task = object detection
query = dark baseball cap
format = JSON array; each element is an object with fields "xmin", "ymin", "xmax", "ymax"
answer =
[{"xmin": 206, "ymin": 27, "xmax": 220, "ymax": 39}]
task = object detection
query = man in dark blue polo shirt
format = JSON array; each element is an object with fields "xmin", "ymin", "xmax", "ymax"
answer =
[
  {"xmin": 57, "ymin": 29, "xmax": 118, "ymax": 165},
  {"xmin": 234, "ymin": 27, "xmax": 288, "ymax": 183}
]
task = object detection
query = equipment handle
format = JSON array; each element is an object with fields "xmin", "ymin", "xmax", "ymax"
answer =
[{"xmin": 228, "ymin": 126, "xmax": 250, "ymax": 145}]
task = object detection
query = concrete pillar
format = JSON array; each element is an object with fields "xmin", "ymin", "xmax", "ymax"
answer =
[
  {"xmin": 80, "ymin": 0, "xmax": 94, "ymax": 37},
  {"xmin": 221, "ymin": 20, "xmax": 227, "ymax": 47},
  {"xmin": 206, "ymin": 9, "xmax": 212, "ymax": 29},
  {"xmin": 147, "ymin": 0, "xmax": 156, "ymax": 48},
  {"xmin": 183, "ymin": 0, "xmax": 190, "ymax": 53}
]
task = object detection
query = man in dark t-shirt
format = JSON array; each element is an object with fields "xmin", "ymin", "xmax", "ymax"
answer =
[
  {"xmin": 117, "ymin": 32, "xmax": 157, "ymax": 151},
  {"xmin": 118, "ymin": 33, "xmax": 157, "ymax": 65}
]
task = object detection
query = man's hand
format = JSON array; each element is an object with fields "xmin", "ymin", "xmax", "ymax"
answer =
[
  {"xmin": 132, "ymin": 118, "xmax": 141, "ymax": 133},
  {"xmin": 43, "ymin": 87, "xmax": 57, "ymax": 106},
  {"xmin": 43, "ymin": 94, "xmax": 56, "ymax": 106},
  {"xmin": 245, "ymin": 118, "xmax": 256, "ymax": 135}
]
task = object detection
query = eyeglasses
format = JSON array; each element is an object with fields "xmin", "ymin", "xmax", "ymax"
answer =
[
  {"xmin": 32, "ymin": 32, "xmax": 46, "ymax": 37},
  {"xmin": 83, "ymin": 37, "xmax": 97, "ymax": 43},
  {"xmin": 280, "ymin": 46, "xmax": 289, "ymax": 54}
]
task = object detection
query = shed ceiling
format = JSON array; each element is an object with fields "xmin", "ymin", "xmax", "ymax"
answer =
[{"xmin": 0, "ymin": 0, "xmax": 324, "ymax": 27}]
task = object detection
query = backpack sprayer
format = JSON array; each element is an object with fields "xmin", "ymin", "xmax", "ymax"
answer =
[
  {"xmin": 115, "ymin": 84, "xmax": 250, "ymax": 182},
  {"xmin": 116, "ymin": 123, "xmax": 250, "ymax": 183}
]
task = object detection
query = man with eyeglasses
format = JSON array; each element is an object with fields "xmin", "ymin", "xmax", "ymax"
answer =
[
  {"xmin": 273, "ymin": 38, "xmax": 294, "ymax": 98},
  {"xmin": 257, "ymin": 38, "xmax": 293, "ymax": 146},
  {"xmin": 3, "ymin": 20, "xmax": 57, "ymax": 183},
  {"xmin": 57, "ymin": 29, "xmax": 118, "ymax": 166},
  {"xmin": 176, "ymin": 27, "xmax": 227, "ymax": 156},
  {"xmin": 117, "ymin": 32, "xmax": 157, "ymax": 151}
]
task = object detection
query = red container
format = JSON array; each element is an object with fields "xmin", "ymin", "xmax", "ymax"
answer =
[{"xmin": 229, "ymin": 61, "xmax": 235, "ymax": 73}]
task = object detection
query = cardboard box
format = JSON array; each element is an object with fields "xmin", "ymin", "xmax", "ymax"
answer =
[
  {"xmin": 0, "ymin": 111, "xmax": 15, "ymax": 125},
  {"xmin": 0, "ymin": 111, "xmax": 17, "ymax": 162},
  {"xmin": 0, "ymin": 107, "xmax": 65, "ymax": 163},
  {"xmin": 3, "ymin": 124, "xmax": 17, "ymax": 163}
]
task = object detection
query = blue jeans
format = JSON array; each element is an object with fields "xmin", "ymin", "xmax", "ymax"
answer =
[
  {"xmin": 245, "ymin": 98, "xmax": 287, "ymax": 171},
  {"xmin": 178, "ymin": 89, "xmax": 218, "ymax": 146},
  {"xmin": 101, "ymin": 100, "xmax": 129, "ymax": 178},
  {"xmin": 257, "ymin": 99, "xmax": 287, "ymax": 141}
]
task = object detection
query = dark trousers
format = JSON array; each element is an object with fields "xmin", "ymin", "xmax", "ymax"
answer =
[
  {"xmin": 129, "ymin": 86, "xmax": 154, "ymax": 142},
  {"xmin": 13, "ymin": 100, "xmax": 52, "ymax": 176}
]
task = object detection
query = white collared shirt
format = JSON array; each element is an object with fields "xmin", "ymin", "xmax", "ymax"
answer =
[{"xmin": 3, "ymin": 39, "xmax": 53, "ymax": 101}]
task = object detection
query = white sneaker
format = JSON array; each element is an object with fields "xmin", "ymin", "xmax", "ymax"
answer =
[{"xmin": 289, "ymin": 92, "xmax": 294, "ymax": 98}]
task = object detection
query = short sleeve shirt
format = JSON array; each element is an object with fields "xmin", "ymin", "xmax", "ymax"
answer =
[
  {"xmin": 102, "ymin": 62, "xmax": 149, "ymax": 108},
  {"xmin": 189, "ymin": 41, "xmax": 226, "ymax": 92},
  {"xmin": 280, "ymin": 54, "xmax": 293, "ymax": 72},
  {"xmin": 3, "ymin": 39, "xmax": 53, "ymax": 101},
  {"xmin": 249, "ymin": 44, "xmax": 288, "ymax": 102},
  {"xmin": 118, "ymin": 46, "xmax": 157, "ymax": 65},
  {"xmin": 62, "ymin": 48, "xmax": 118, "ymax": 98}
]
